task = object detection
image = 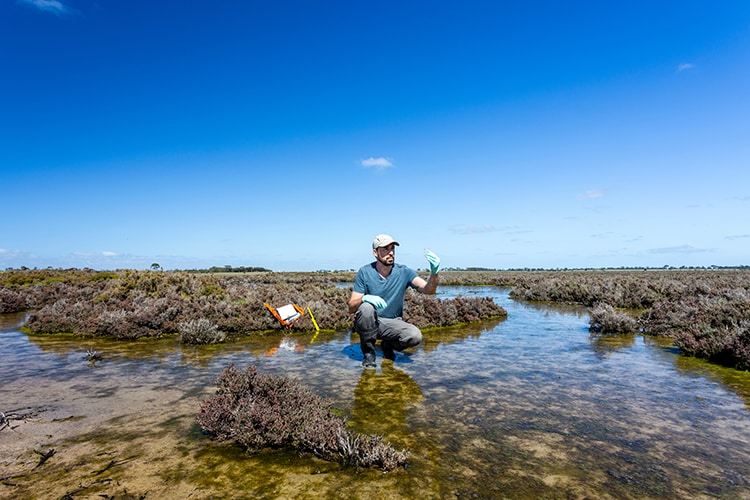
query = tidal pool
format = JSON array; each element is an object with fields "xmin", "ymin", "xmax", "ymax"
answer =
[{"xmin": 2, "ymin": 287, "xmax": 750, "ymax": 499}]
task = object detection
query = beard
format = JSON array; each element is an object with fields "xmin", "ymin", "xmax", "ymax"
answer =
[{"xmin": 377, "ymin": 255, "xmax": 394, "ymax": 267}]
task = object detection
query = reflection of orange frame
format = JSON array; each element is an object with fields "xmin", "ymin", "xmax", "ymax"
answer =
[{"xmin": 264, "ymin": 303, "xmax": 306, "ymax": 327}]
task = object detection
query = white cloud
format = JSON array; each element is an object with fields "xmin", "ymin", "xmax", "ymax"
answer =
[
  {"xmin": 447, "ymin": 224, "xmax": 531, "ymax": 236},
  {"xmin": 0, "ymin": 248, "xmax": 225, "ymax": 271},
  {"xmin": 449, "ymin": 224, "xmax": 498, "ymax": 235},
  {"xmin": 360, "ymin": 157, "xmax": 393, "ymax": 170},
  {"xmin": 0, "ymin": 248, "xmax": 26, "ymax": 258},
  {"xmin": 577, "ymin": 189, "xmax": 604, "ymax": 200},
  {"xmin": 71, "ymin": 251, "xmax": 120, "ymax": 259},
  {"xmin": 0, "ymin": 249, "xmax": 39, "ymax": 268},
  {"xmin": 677, "ymin": 63, "xmax": 695, "ymax": 72},
  {"xmin": 590, "ymin": 232, "xmax": 616, "ymax": 239},
  {"xmin": 648, "ymin": 245, "xmax": 713, "ymax": 255},
  {"xmin": 18, "ymin": 0, "xmax": 77, "ymax": 16}
]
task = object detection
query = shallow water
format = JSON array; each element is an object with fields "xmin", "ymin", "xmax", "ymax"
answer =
[{"xmin": 2, "ymin": 287, "xmax": 750, "ymax": 499}]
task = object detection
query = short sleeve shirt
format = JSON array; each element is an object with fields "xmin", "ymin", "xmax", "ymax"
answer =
[{"xmin": 353, "ymin": 262, "xmax": 418, "ymax": 318}]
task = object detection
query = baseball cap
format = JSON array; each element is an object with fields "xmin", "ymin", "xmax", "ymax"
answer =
[{"xmin": 372, "ymin": 234, "xmax": 400, "ymax": 249}]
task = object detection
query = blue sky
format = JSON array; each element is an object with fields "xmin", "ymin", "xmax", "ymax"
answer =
[{"xmin": 2, "ymin": 1, "xmax": 749, "ymax": 271}]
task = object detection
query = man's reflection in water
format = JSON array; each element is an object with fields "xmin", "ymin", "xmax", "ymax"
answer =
[{"xmin": 351, "ymin": 361, "xmax": 423, "ymax": 449}]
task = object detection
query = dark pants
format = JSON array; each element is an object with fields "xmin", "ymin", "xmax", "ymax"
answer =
[{"xmin": 354, "ymin": 303, "xmax": 422, "ymax": 360}]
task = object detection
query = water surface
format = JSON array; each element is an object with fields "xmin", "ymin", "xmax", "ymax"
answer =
[{"xmin": 2, "ymin": 288, "xmax": 750, "ymax": 499}]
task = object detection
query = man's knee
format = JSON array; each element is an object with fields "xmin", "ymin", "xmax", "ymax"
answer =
[
  {"xmin": 354, "ymin": 302, "xmax": 378, "ymax": 336},
  {"xmin": 403, "ymin": 324, "xmax": 422, "ymax": 348}
]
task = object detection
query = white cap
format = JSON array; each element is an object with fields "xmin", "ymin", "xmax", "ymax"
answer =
[{"xmin": 372, "ymin": 234, "xmax": 400, "ymax": 249}]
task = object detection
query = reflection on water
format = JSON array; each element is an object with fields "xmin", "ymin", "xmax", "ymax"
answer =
[
  {"xmin": 2, "ymin": 288, "xmax": 750, "ymax": 498},
  {"xmin": 351, "ymin": 362, "xmax": 423, "ymax": 451},
  {"xmin": 589, "ymin": 332, "xmax": 638, "ymax": 358}
]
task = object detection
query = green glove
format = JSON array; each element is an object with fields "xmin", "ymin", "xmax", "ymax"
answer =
[
  {"xmin": 424, "ymin": 249, "xmax": 440, "ymax": 274},
  {"xmin": 362, "ymin": 294, "xmax": 387, "ymax": 309}
]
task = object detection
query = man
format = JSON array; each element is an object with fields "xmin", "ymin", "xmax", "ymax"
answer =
[{"xmin": 348, "ymin": 234, "xmax": 441, "ymax": 368}]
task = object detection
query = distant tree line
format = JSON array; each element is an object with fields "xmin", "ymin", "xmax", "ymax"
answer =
[
  {"xmin": 5, "ymin": 264, "xmax": 748, "ymax": 274},
  {"xmin": 191, "ymin": 265, "xmax": 273, "ymax": 274}
]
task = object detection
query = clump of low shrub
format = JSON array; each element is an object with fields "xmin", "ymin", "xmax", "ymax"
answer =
[
  {"xmin": 589, "ymin": 303, "xmax": 639, "ymax": 334},
  {"xmin": 179, "ymin": 318, "xmax": 226, "ymax": 344},
  {"xmin": 197, "ymin": 364, "xmax": 409, "ymax": 471},
  {"xmin": 5, "ymin": 269, "xmax": 506, "ymax": 339},
  {"xmin": 508, "ymin": 269, "xmax": 750, "ymax": 371},
  {"xmin": 405, "ymin": 292, "xmax": 507, "ymax": 328},
  {"xmin": 643, "ymin": 294, "xmax": 750, "ymax": 370},
  {"xmin": 0, "ymin": 287, "xmax": 28, "ymax": 313},
  {"xmin": 509, "ymin": 271, "xmax": 663, "ymax": 308},
  {"xmin": 11, "ymin": 268, "xmax": 750, "ymax": 371}
]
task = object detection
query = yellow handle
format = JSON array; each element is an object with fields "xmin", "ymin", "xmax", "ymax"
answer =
[{"xmin": 307, "ymin": 307, "xmax": 320, "ymax": 334}]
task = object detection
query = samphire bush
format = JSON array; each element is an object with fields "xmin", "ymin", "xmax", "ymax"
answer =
[
  {"xmin": 197, "ymin": 364, "xmax": 409, "ymax": 471},
  {"xmin": 508, "ymin": 269, "xmax": 750, "ymax": 371},
  {"xmin": 2, "ymin": 269, "xmax": 506, "ymax": 339},
  {"xmin": 589, "ymin": 303, "xmax": 639, "ymax": 334},
  {"xmin": 6, "ymin": 268, "xmax": 750, "ymax": 371},
  {"xmin": 405, "ymin": 292, "xmax": 507, "ymax": 327},
  {"xmin": 643, "ymin": 295, "xmax": 750, "ymax": 370},
  {"xmin": 179, "ymin": 318, "xmax": 226, "ymax": 344}
]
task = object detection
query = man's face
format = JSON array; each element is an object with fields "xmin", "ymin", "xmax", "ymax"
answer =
[{"xmin": 374, "ymin": 243, "xmax": 396, "ymax": 266}]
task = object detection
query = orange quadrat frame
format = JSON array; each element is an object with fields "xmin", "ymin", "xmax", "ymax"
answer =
[{"xmin": 263, "ymin": 302, "xmax": 306, "ymax": 327}]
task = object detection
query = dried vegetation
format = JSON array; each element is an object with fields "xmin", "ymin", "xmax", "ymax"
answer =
[
  {"xmin": 4, "ymin": 268, "xmax": 749, "ymax": 369},
  {"xmin": 503, "ymin": 269, "xmax": 750, "ymax": 370},
  {"xmin": 197, "ymin": 364, "xmax": 409, "ymax": 471},
  {"xmin": 0, "ymin": 269, "xmax": 506, "ymax": 342}
]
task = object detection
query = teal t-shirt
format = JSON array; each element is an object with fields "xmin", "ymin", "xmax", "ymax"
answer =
[{"xmin": 354, "ymin": 262, "xmax": 418, "ymax": 318}]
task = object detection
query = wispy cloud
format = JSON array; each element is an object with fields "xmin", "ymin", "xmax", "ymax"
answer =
[
  {"xmin": 648, "ymin": 245, "xmax": 713, "ymax": 255},
  {"xmin": 726, "ymin": 234, "xmax": 750, "ymax": 241},
  {"xmin": 590, "ymin": 232, "xmax": 616, "ymax": 239},
  {"xmin": 67, "ymin": 251, "xmax": 153, "ymax": 269},
  {"xmin": 72, "ymin": 251, "xmax": 119, "ymax": 259},
  {"xmin": 677, "ymin": 62, "xmax": 695, "ymax": 72},
  {"xmin": 501, "ymin": 225, "xmax": 533, "ymax": 235},
  {"xmin": 360, "ymin": 157, "xmax": 393, "ymax": 171},
  {"xmin": 0, "ymin": 248, "xmax": 28, "ymax": 258},
  {"xmin": 17, "ymin": 0, "xmax": 78, "ymax": 16},
  {"xmin": 577, "ymin": 189, "xmax": 604, "ymax": 200},
  {"xmin": 0, "ymin": 248, "xmax": 211, "ymax": 271},
  {"xmin": 449, "ymin": 224, "xmax": 498, "ymax": 235},
  {"xmin": 448, "ymin": 224, "xmax": 532, "ymax": 236},
  {"xmin": 0, "ymin": 248, "xmax": 38, "ymax": 267}
]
